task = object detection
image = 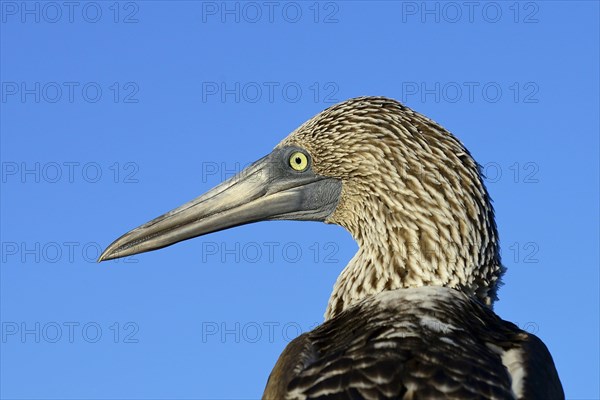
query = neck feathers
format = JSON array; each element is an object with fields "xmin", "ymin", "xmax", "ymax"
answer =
[{"xmin": 325, "ymin": 214, "xmax": 502, "ymax": 319}]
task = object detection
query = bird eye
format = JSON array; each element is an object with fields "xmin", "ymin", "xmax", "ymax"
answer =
[{"xmin": 289, "ymin": 151, "xmax": 309, "ymax": 171}]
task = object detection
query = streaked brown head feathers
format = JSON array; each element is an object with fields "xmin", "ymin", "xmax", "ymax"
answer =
[{"xmin": 278, "ymin": 97, "xmax": 502, "ymax": 319}]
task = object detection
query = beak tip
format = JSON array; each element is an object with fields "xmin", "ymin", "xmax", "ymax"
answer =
[
  {"xmin": 98, "ymin": 244, "xmax": 119, "ymax": 262},
  {"xmin": 97, "ymin": 251, "xmax": 110, "ymax": 263}
]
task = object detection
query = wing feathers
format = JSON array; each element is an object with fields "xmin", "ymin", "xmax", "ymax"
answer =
[{"xmin": 263, "ymin": 287, "xmax": 563, "ymax": 400}]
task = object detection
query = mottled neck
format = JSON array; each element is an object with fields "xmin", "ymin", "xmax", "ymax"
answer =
[
  {"xmin": 324, "ymin": 247, "xmax": 383, "ymax": 320},
  {"xmin": 324, "ymin": 214, "xmax": 497, "ymax": 321},
  {"xmin": 325, "ymin": 227, "xmax": 416, "ymax": 320}
]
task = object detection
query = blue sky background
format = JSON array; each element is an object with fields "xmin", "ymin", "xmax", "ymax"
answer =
[{"xmin": 1, "ymin": 1, "xmax": 598, "ymax": 399}]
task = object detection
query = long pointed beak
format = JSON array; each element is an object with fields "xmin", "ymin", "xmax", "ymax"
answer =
[{"xmin": 98, "ymin": 149, "xmax": 342, "ymax": 262}]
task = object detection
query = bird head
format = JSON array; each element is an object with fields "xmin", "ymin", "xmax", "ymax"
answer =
[{"xmin": 99, "ymin": 97, "xmax": 502, "ymax": 316}]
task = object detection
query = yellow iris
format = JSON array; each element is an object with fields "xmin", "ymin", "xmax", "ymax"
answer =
[{"xmin": 289, "ymin": 151, "xmax": 309, "ymax": 171}]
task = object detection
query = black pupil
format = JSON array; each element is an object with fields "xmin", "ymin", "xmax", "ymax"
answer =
[{"xmin": 295, "ymin": 157, "xmax": 302, "ymax": 165}]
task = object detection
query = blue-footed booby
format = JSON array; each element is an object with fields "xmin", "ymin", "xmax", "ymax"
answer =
[{"xmin": 99, "ymin": 97, "xmax": 564, "ymax": 399}]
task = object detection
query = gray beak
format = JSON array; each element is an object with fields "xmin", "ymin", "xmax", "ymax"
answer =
[{"xmin": 98, "ymin": 147, "xmax": 342, "ymax": 262}]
